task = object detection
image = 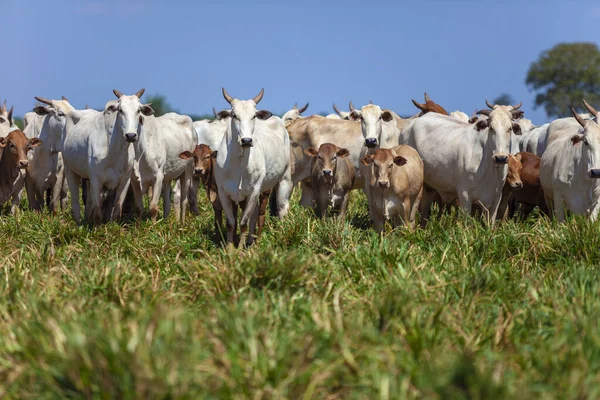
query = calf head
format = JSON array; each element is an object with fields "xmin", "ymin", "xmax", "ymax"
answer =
[
  {"xmin": 220, "ymin": 88, "xmax": 273, "ymax": 147},
  {"xmin": 32, "ymin": 96, "xmax": 75, "ymax": 152},
  {"xmin": 570, "ymin": 106, "xmax": 600, "ymax": 179},
  {"xmin": 411, "ymin": 92, "xmax": 449, "ymax": 116},
  {"xmin": 179, "ymin": 144, "xmax": 217, "ymax": 177},
  {"xmin": 474, "ymin": 100, "xmax": 524, "ymax": 165},
  {"xmin": 506, "ymin": 153, "xmax": 523, "ymax": 190},
  {"xmin": 0, "ymin": 130, "xmax": 42, "ymax": 168},
  {"xmin": 109, "ymin": 88, "xmax": 154, "ymax": 143},
  {"xmin": 282, "ymin": 102, "xmax": 309, "ymax": 122},
  {"xmin": 304, "ymin": 143, "xmax": 350, "ymax": 184},
  {"xmin": 360, "ymin": 148, "xmax": 407, "ymax": 188},
  {"xmin": 349, "ymin": 104, "xmax": 394, "ymax": 148}
]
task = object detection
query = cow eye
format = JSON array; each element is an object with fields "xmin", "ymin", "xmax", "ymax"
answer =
[
  {"xmin": 57, "ymin": 111, "xmax": 65, "ymax": 117},
  {"xmin": 584, "ymin": 138, "xmax": 589, "ymax": 146},
  {"xmin": 389, "ymin": 164, "xmax": 393, "ymax": 168},
  {"xmin": 9, "ymin": 142, "xmax": 15, "ymax": 148},
  {"xmin": 332, "ymin": 156, "xmax": 337, "ymax": 161}
]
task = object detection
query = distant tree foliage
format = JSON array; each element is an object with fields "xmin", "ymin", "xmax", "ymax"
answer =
[
  {"xmin": 143, "ymin": 94, "xmax": 214, "ymax": 121},
  {"xmin": 526, "ymin": 42, "xmax": 600, "ymax": 118},
  {"xmin": 492, "ymin": 93, "xmax": 515, "ymax": 106}
]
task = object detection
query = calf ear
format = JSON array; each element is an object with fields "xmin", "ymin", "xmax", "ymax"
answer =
[
  {"xmin": 34, "ymin": 106, "xmax": 50, "ymax": 116},
  {"xmin": 571, "ymin": 134, "xmax": 584, "ymax": 145},
  {"xmin": 256, "ymin": 110, "xmax": 273, "ymax": 120},
  {"xmin": 512, "ymin": 122, "xmax": 522, "ymax": 135},
  {"xmin": 381, "ymin": 111, "xmax": 393, "ymax": 122},
  {"xmin": 349, "ymin": 111, "xmax": 362, "ymax": 121},
  {"xmin": 337, "ymin": 148, "xmax": 350, "ymax": 158},
  {"xmin": 393, "ymin": 156, "xmax": 407, "ymax": 166},
  {"xmin": 140, "ymin": 104, "xmax": 155, "ymax": 116},
  {"xmin": 304, "ymin": 147, "xmax": 318, "ymax": 157},
  {"xmin": 179, "ymin": 151, "xmax": 193, "ymax": 160},
  {"xmin": 211, "ymin": 150, "xmax": 218, "ymax": 158},
  {"xmin": 360, "ymin": 155, "xmax": 374, "ymax": 165},
  {"xmin": 0, "ymin": 138, "xmax": 6, "ymax": 148},
  {"xmin": 514, "ymin": 153, "xmax": 522, "ymax": 162},
  {"xmin": 28, "ymin": 138, "xmax": 43, "ymax": 148},
  {"xmin": 475, "ymin": 119, "xmax": 488, "ymax": 132}
]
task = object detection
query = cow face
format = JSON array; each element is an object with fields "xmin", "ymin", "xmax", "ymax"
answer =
[
  {"xmin": 304, "ymin": 143, "xmax": 349, "ymax": 184},
  {"xmin": 475, "ymin": 104, "xmax": 524, "ymax": 166},
  {"xmin": 350, "ymin": 104, "xmax": 393, "ymax": 149},
  {"xmin": 32, "ymin": 98, "xmax": 75, "ymax": 152},
  {"xmin": 571, "ymin": 108, "xmax": 600, "ymax": 179},
  {"xmin": 282, "ymin": 102, "xmax": 309, "ymax": 123},
  {"xmin": 361, "ymin": 148, "xmax": 407, "ymax": 188},
  {"xmin": 332, "ymin": 102, "xmax": 353, "ymax": 120},
  {"xmin": 109, "ymin": 89, "xmax": 154, "ymax": 143},
  {"xmin": 221, "ymin": 88, "xmax": 272, "ymax": 148},
  {"xmin": 506, "ymin": 153, "xmax": 523, "ymax": 190},
  {"xmin": 179, "ymin": 144, "xmax": 217, "ymax": 177},
  {"xmin": 0, "ymin": 130, "xmax": 42, "ymax": 169}
]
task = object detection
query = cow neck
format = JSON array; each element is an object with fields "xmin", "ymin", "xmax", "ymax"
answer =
[
  {"xmin": 0, "ymin": 152, "xmax": 20, "ymax": 196},
  {"xmin": 135, "ymin": 117, "xmax": 157, "ymax": 158},
  {"xmin": 36, "ymin": 117, "xmax": 55, "ymax": 157}
]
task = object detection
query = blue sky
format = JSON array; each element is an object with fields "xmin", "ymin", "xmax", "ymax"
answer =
[{"xmin": 2, "ymin": 0, "xmax": 600, "ymax": 123}]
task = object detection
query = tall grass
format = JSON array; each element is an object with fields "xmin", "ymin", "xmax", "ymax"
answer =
[{"xmin": 0, "ymin": 191, "xmax": 599, "ymax": 399}]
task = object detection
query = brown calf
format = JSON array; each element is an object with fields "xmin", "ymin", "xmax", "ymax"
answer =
[
  {"xmin": 304, "ymin": 143, "xmax": 355, "ymax": 220},
  {"xmin": 0, "ymin": 130, "xmax": 42, "ymax": 207},
  {"xmin": 498, "ymin": 151, "xmax": 548, "ymax": 219},
  {"xmin": 361, "ymin": 145, "xmax": 424, "ymax": 231},
  {"xmin": 411, "ymin": 92, "xmax": 449, "ymax": 116},
  {"xmin": 179, "ymin": 144, "xmax": 224, "ymax": 234}
]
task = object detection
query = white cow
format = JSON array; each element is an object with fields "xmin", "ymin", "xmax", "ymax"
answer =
[
  {"xmin": 401, "ymin": 101, "xmax": 524, "ymax": 222},
  {"xmin": 0, "ymin": 102, "xmax": 15, "ymax": 138},
  {"xmin": 348, "ymin": 103, "xmax": 403, "ymax": 149},
  {"xmin": 518, "ymin": 123, "xmax": 550, "ymax": 155},
  {"xmin": 282, "ymin": 102, "xmax": 309, "ymax": 123},
  {"xmin": 63, "ymin": 96, "xmax": 134, "ymax": 224},
  {"xmin": 23, "ymin": 96, "xmax": 73, "ymax": 213},
  {"xmin": 540, "ymin": 107, "xmax": 600, "ymax": 221},
  {"xmin": 326, "ymin": 101, "xmax": 354, "ymax": 120},
  {"xmin": 450, "ymin": 110, "xmax": 469, "ymax": 123},
  {"xmin": 214, "ymin": 88, "xmax": 293, "ymax": 246},
  {"xmin": 120, "ymin": 89, "xmax": 196, "ymax": 223}
]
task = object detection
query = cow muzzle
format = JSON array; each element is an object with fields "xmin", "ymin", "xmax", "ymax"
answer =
[
  {"xmin": 18, "ymin": 160, "xmax": 29, "ymax": 169},
  {"xmin": 322, "ymin": 169, "xmax": 332, "ymax": 176},
  {"xmin": 194, "ymin": 168, "xmax": 206, "ymax": 176},
  {"xmin": 240, "ymin": 137, "xmax": 253, "ymax": 147},
  {"xmin": 365, "ymin": 138, "xmax": 378, "ymax": 148},
  {"xmin": 125, "ymin": 133, "xmax": 137, "ymax": 143},
  {"xmin": 493, "ymin": 155, "xmax": 508, "ymax": 165},
  {"xmin": 378, "ymin": 180, "xmax": 390, "ymax": 188},
  {"xmin": 589, "ymin": 169, "xmax": 600, "ymax": 179},
  {"xmin": 510, "ymin": 181, "xmax": 523, "ymax": 190}
]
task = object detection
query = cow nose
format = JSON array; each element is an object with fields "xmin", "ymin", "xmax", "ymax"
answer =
[
  {"xmin": 512, "ymin": 181, "xmax": 523, "ymax": 190},
  {"xmin": 125, "ymin": 133, "xmax": 137, "ymax": 142},
  {"xmin": 194, "ymin": 168, "xmax": 205, "ymax": 176},
  {"xmin": 365, "ymin": 138, "xmax": 378, "ymax": 148},
  {"xmin": 494, "ymin": 155, "xmax": 508, "ymax": 164},
  {"xmin": 589, "ymin": 169, "xmax": 600, "ymax": 179},
  {"xmin": 19, "ymin": 160, "xmax": 29, "ymax": 168},
  {"xmin": 378, "ymin": 180, "xmax": 389, "ymax": 188},
  {"xmin": 241, "ymin": 137, "xmax": 253, "ymax": 147},
  {"xmin": 322, "ymin": 169, "xmax": 332, "ymax": 176}
]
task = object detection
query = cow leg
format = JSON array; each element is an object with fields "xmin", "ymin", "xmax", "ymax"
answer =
[
  {"xmin": 315, "ymin": 190, "xmax": 328, "ymax": 218},
  {"xmin": 65, "ymin": 168, "xmax": 82, "ymax": 223},
  {"xmin": 149, "ymin": 174, "xmax": 164, "ymax": 223},
  {"xmin": 419, "ymin": 187, "xmax": 436, "ymax": 227},
  {"xmin": 275, "ymin": 174, "xmax": 293, "ymax": 219},
  {"xmin": 553, "ymin": 193, "xmax": 566, "ymax": 222},
  {"xmin": 163, "ymin": 181, "xmax": 172, "ymax": 221},
  {"xmin": 88, "ymin": 177, "xmax": 103, "ymax": 226},
  {"xmin": 178, "ymin": 171, "xmax": 191, "ymax": 223},
  {"xmin": 239, "ymin": 193, "xmax": 259, "ymax": 248},
  {"xmin": 50, "ymin": 172, "xmax": 64, "ymax": 216},
  {"xmin": 410, "ymin": 187, "xmax": 423, "ymax": 230},
  {"xmin": 373, "ymin": 213, "xmax": 385, "ymax": 233},
  {"xmin": 130, "ymin": 172, "xmax": 144, "ymax": 219},
  {"xmin": 110, "ymin": 179, "xmax": 131, "ymax": 222},
  {"xmin": 219, "ymin": 195, "xmax": 237, "ymax": 246},
  {"xmin": 25, "ymin": 175, "xmax": 39, "ymax": 211},
  {"xmin": 497, "ymin": 186, "xmax": 512, "ymax": 221},
  {"xmin": 214, "ymin": 204, "xmax": 224, "ymax": 240},
  {"xmin": 338, "ymin": 192, "xmax": 351, "ymax": 222},
  {"xmin": 189, "ymin": 177, "xmax": 200, "ymax": 216},
  {"xmin": 255, "ymin": 190, "xmax": 271, "ymax": 239},
  {"xmin": 457, "ymin": 190, "xmax": 473, "ymax": 218},
  {"xmin": 299, "ymin": 180, "xmax": 315, "ymax": 208}
]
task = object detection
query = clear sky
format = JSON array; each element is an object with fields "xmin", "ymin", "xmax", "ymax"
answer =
[{"xmin": 2, "ymin": 0, "xmax": 599, "ymax": 123}]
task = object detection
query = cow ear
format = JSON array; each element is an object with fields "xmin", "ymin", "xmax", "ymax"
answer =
[
  {"xmin": 360, "ymin": 155, "xmax": 374, "ymax": 165},
  {"xmin": 337, "ymin": 148, "xmax": 350, "ymax": 158},
  {"xmin": 468, "ymin": 116, "xmax": 479, "ymax": 124},
  {"xmin": 349, "ymin": 111, "xmax": 362, "ymax": 121},
  {"xmin": 475, "ymin": 119, "xmax": 488, "ymax": 131},
  {"xmin": 179, "ymin": 151, "xmax": 193, "ymax": 160},
  {"xmin": 393, "ymin": 156, "xmax": 407, "ymax": 166},
  {"xmin": 140, "ymin": 104, "xmax": 155, "ymax": 116},
  {"xmin": 515, "ymin": 153, "xmax": 522, "ymax": 162},
  {"xmin": 512, "ymin": 122, "xmax": 522, "ymax": 135},
  {"xmin": 571, "ymin": 134, "xmax": 584, "ymax": 145},
  {"xmin": 256, "ymin": 110, "xmax": 273, "ymax": 120},
  {"xmin": 381, "ymin": 111, "xmax": 393, "ymax": 122},
  {"xmin": 0, "ymin": 138, "xmax": 6, "ymax": 148},
  {"xmin": 211, "ymin": 150, "xmax": 218, "ymax": 158},
  {"xmin": 106, "ymin": 104, "xmax": 118, "ymax": 114},
  {"xmin": 511, "ymin": 110, "xmax": 525, "ymax": 120},
  {"xmin": 34, "ymin": 106, "xmax": 50, "ymax": 116},
  {"xmin": 216, "ymin": 110, "xmax": 230, "ymax": 120},
  {"xmin": 304, "ymin": 147, "xmax": 318, "ymax": 157},
  {"xmin": 28, "ymin": 138, "xmax": 43, "ymax": 148}
]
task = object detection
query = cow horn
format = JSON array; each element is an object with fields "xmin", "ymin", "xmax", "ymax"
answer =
[
  {"xmin": 298, "ymin": 102, "xmax": 309, "ymax": 114},
  {"xmin": 7, "ymin": 106, "xmax": 13, "ymax": 125},
  {"xmin": 485, "ymin": 99, "xmax": 495, "ymax": 109},
  {"xmin": 61, "ymin": 96, "xmax": 69, "ymax": 102},
  {"xmin": 252, "ymin": 88, "xmax": 264, "ymax": 105},
  {"xmin": 34, "ymin": 96, "xmax": 53, "ymax": 105},
  {"xmin": 511, "ymin": 101, "xmax": 522, "ymax": 110},
  {"xmin": 411, "ymin": 99, "xmax": 426, "ymax": 111},
  {"xmin": 222, "ymin": 87, "xmax": 234, "ymax": 104},
  {"xmin": 213, "ymin": 107, "xmax": 218, "ymax": 118},
  {"xmin": 349, "ymin": 101, "xmax": 355, "ymax": 111},
  {"xmin": 1, "ymin": 99, "xmax": 5, "ymax": 113},
  {"xmin": 333, "ymin": 103, "xmax": 342, "ymax": 115},
  {"xmin": 424, "ymin": 92, "xmax": 431, "ymax": 103},
  {"xmin": 476, "ymin": 109, "xmax": 492, "ymax": 116},
  {"xmin": 86, "ymin": 104, "xmax": 90, "ymax": 109},
  {"xmin": 572, "ymin": 107, "xmax": 587, "ymax": 128},
  {"xmin": 293, "ymin": 102, "xmax": 298, "ymax": 110},
  {"xmin": 135, "ymin": 88, "xmax": 145, "ymax": 98},
  {"xmin": 113, "ymin": 90, "xmax": 123, "ymax": 99},
  {"xmin": 583, "ymin": 99, "xmax": 599, "ymax": 116}
]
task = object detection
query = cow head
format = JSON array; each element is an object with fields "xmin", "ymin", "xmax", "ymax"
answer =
[
  {"xmin": 411, "ymin": 92, "xmax": 449, "ymax": 116},
  {"xmin": 475, "ymin": 100, "xmax": 524, "ymax": 165},
  {"xmin": 109, "ymin": 88, "xmax": 154, "ymax": 143},
  {"xmin": 571, "ymin": 106, "xmax": 600, "ymax": 179},
  {"xmin": 0, "ymin": 104, "xmax": 14, "ymax": 138},
  {"xmin": 0, "ymin": 130, "xmax": 42, "ymax": 169},
  {"xmin": 349, "ymin": 104, "xmax": 394, "ymax": 148},
  {"xmin": 304, "ymin": 143, "xmax": 349, "ymax": 184},
  {"xmin": 361, "ymin": 148, "xmax": 407, "ymax": 188},
  {"xmin": 220, "ymin": 88, "xmax": 272, "ymax": 148},
  {"xmin": 506, "ymin": 153, "xmax": 524, "ymax": 190},
  {"xmin": 332, "ymin": 101, "xmax": 354, "ymax": 120},
  {"xmin": 32, "ymin": 96, "xmax": 75, "ymax": 153},
  {"xmin": 179, "ymin": 144, "xmax": 217, "ymax": 177},
  {"xmin": 282, "ymin": 102, "xmax": 309, "ymax": 123}
]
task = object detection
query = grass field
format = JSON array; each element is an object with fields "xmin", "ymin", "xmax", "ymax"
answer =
[{"xmin": 1, "ymin": 191, "xmax": 599, "ymax": 399}]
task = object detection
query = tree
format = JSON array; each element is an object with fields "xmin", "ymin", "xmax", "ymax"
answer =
[
  {"xmin": 526, "ymin": 42, "xmax": 600, "ymax": 118},
  {"xmin": 143, "ymin": 94, "xmax": 174, "ymax": 117},
  {"xmin": 492, "ymin": 93, "xmax": 515, "ymax": 106}
]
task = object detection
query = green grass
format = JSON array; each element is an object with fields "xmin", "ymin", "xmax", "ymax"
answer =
[{"xmin": 1, "ymin": 191, "xmax": 600, "ymax": 399}]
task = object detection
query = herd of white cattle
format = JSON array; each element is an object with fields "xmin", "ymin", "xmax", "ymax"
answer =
[{"xmin": 0, "ymin": 89, "xmax": 599, "ymax": 246}]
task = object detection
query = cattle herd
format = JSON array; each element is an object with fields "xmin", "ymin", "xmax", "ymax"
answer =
[{"xmin": 0, "ymin": 89, "xmax": 599, "ymax": 247}]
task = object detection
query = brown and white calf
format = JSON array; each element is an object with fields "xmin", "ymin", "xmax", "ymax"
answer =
[
  {"xmin": 179, "ymin": 144, "xmax": 223, "ymax": 234},
  {"xmin": 360, "ymin": 145, "xmax": 424, "ymax": 231},
  {"xmin": 304, "ymin": 143, "xmax": 355, "ymax": 220},
  {"xmin": 0, "ymin": 130, "xmax": 42, "ymax": 208}
]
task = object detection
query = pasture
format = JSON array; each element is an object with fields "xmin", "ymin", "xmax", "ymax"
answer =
[{"xmin": 1, "ymin": 191, "xmax": 599, "ymax": 399}]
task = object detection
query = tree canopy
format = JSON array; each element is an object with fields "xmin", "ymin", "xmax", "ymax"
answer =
[
  {"xmin": 526, "ymin": 42, "xmax": 600, "ymax": 118},
  {"xmin": 492, "ymin": 93, "xmax": 516, "ymax": 106}
]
